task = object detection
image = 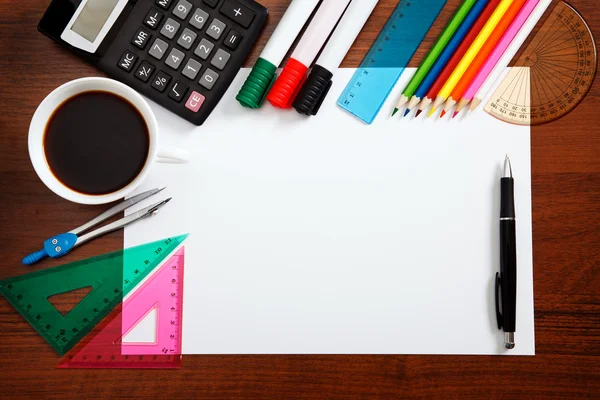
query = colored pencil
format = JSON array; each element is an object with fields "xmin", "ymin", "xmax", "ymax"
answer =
[
  {"xmin": 454, "ymin": 0, "xmax": 541, "ymax": 116},
  {"xmin": 415, "ymin": 0, "xmax": 501, "ymax": 118},
  {"xmin": 391, "ymin": 0, "xmax": 478, "ymax": 117},
  {"xmin": 428, "ymin": 0, "xmax": 515, "ymax": 117},
  {"xmin": 463, "ymin": 0, "xmax": 552, "ymax": 113},
  {"xmin": 440, "ymin": 0, "xmax": 528, "ymax": 118},
  {"xmin": 403, "ymin": 0, "xmax": 490, "ymax": 116}
]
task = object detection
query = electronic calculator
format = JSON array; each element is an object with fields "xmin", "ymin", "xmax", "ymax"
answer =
[{"xmin": 38, "ymin": 0, "xmax": 268, "ymax": 126}]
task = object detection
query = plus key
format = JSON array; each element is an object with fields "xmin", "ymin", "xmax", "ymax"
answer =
[{"xmin": 220, "ymin": 0, "xmax": 255, "ymax": 28}]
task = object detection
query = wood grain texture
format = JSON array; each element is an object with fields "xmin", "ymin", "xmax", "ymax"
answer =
[{"xmin": 0, "ymin": 0, "xmax": 599, "ymax": 398}]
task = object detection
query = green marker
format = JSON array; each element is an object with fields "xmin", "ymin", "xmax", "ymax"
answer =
[
  {"xmin": 391, "ymin": 0, "xmax": 478, "ymax": 116},
  {"xmin": 236, "ymin": 0, "xmax": 320, "ymax": 109}
]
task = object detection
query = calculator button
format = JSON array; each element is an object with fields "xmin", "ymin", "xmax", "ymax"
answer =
[
  {"xmin": 156, "ymin": 0, "xmax": 173, "ymax": 10},
  {"xmin": 173, "ymin": 0, "xmax": 192, "ymax": 20},
  {"xmin": 194, "ymin": 38, "xmax": 214, "ymax": 60},
  {"xmin": 223, "ymin": 30, "xmax": 242, "ymax": 50},
  {"xmin": 169, "ymin": 81, "xmax": 189, "ymax": 102},
  {"xmin": 199, "ymin": 68, "xmax": 219, "ymax": 90},
  {"xmin": 182, "ymin": 59, "xmax": 202, "ymax": 80},
  {"xmin": 189, "ymin": 8, "xmax": 209, "ymax": 30},
  {"xmin": 149, "ymin": 38, "xmax": 169, "ymax": 60},
  {"xmin": 206, "ymin": 18, "xmax": 226, "ymax": 40},
  {"xmin": 132, "ymin": 28, "xmax": 152, "ymax": 50},
  {"xmin": 135, "ymin": 61, "xmax": 155, "ymax": 82},
  {"xmin": 118, "ymin": 50, "xmax": 137, "ymax": 72},
  {"xmin": 177, "ymin": 28, "xmax": 197, "ymax": 50},
  {"xmin": 144, "ymin": 8, "xmax": 164, "ymax": 29},
  {"xmin": 185, "ymin": 91, "xmax": 206, "ymax": 113},
  {"xmin": 165, "ymin": 48, "xmax": 186, "ymax": 70},
  {"xmin": 210, "ymin": 49, "xmax": 230, "ymax": 70},
  {"xmin": 160, "ymin": 18, "xmax": 180, "ymax": 39},
  {"xmin": 220, "ymin": 0, "xmax": 255, "ymax": 28},
  {"xmin": 152, "ymin": 71, "xmax": 172, "ymax": 92},
  {"xmin": 203, "ymin": 0, "xmax": 219, "ymax": 8}
]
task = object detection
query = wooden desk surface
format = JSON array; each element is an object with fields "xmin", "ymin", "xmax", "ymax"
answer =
[{"xmin": 0, "ymin": 0, "xmax": 598, "ymax": 398}]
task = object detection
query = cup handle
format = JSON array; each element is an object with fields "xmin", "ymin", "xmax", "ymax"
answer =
[{"xmin": 156, "ymin": 147, "xmax": 189, "ymax": 164}]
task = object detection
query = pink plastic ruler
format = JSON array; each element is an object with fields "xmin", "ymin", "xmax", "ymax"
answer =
[
  {"xmin": 58, "ymin": 247, "xmax": 185, "ymax": 368},
  {"xmin": 121, "ymin": 247, "xmax": 184, "ymax": 355}
]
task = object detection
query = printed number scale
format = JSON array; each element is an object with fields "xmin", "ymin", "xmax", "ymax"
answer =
[
  {"xmin": 0, "ymin": 235, "xmax": 187, "ymax": 355},
  {"xmin": 337, "ymin": 0, "xmax": 447, "ymax": 124},
  {"xmin": 485, "ymin": 2, "xmax": 597, "ymax": 125},
  {"xmin": 58, "ymin": 247, "xmax": 186, "ymax": 369},
  {"xmin": 38, "ymin": 0, "xmax": 267, "ymax": 126}
]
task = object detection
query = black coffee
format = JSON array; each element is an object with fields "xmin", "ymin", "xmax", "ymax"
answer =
[{"xmin": 44, "ymin": 91, "xmax": 150, "ymax": 195}]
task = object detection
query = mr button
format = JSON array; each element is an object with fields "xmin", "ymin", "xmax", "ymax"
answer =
[{"xmin": 185, "ymin": 91, "xmax": 206, "ymax": 113}]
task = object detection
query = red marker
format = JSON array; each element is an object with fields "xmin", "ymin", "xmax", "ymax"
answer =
[{"xmin": 267, "ymin": 0, "xmax": 351, "ymax": 108}]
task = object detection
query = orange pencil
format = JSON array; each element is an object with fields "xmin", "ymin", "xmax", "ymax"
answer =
[
  {"xmin": 442, "ymin": 0, "xmax": 528, "ymax": 118},
  {"xmin": 415, "ymin": 0, "xmax": 501, "ymax": 118}
]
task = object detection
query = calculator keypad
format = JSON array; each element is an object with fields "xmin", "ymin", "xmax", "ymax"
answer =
[
  {"xmin": 185, "ymin": 91, "xmax": 206, "ymax": 112},
  {"xmin": 132, "ymin": 28, "xmax": 152, "ymax": 50},
  {"xmin": 220, "ymin": 0, "xmax": 255, "ymax": 28},
  {"xmin": 182, "ymin": 59, "xmax": 202, "ymax": 80},
  {"xmin": 107, "ymin": 0, "xmax": 267, "ymax": 125},
  {"xmin": 199, "ymin": 69, "xmax": 219, "ymax": 90},
  {"xmin": 152, "ymin": 71, "xmax": 172, "ymax": 92},
  {"xmin": 166, "ymin": 48, "xmax": 185, "ymax": 70},
  {"xmin": 223, "ymin": 30, "xmax": 241, "ymax": 50},
  {"xmin": 161, "ymin": 18, "xmax": 180, "ymax": 39},
  {"xmin": 206, "ymin": 19, "xmax": 226, "ymax": 40},
  {"xmin": 190, "ymin": 8, "xmax": 209, "ymax": 30},
  {"xmin": 144, "ymin": 8, "xmax": 164, "ymax": 29},
  {"xmin": 173, "ymin": 0, "xmax": 193, "ymax": 20},
  {"xmin": 210, "ymin": 49, "xmax": 230, "ymax": 70},
  {"xmin": 118, "ymin": 50, "xmax": 138, "ymax": 72},
  {"xmin": 149, "ymin": 38, "xmax": 169, "ymax": 60},
  {"xmin": 177, "ymin": 28, "xmax": 197, "ymax": 50},
  {"xmin": 169, "ymin": 81, "xmax": 188, "ymax": 102},
  {"xmin": 156, "ymin": 0, "xmax": 173, "ymax": 10},
  {"xmin": 194, "ymin": 38, "xmax": 214, "ymax": 60},
  {"xmin": 135, "ymin": 61, "xmax": 155, "ymax": 82},
  {"xmin": 203, "ymin": 0, "xmax": 219, "ymax": 8}
]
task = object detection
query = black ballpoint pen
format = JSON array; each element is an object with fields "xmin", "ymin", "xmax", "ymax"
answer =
[{"xmin": 495, "ymin": 155, "xmax": 517, "ymax": 349}]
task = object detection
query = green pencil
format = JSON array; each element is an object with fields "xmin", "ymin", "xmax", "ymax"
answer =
[{"xmin": 391, "ymin": 0, "xmax": 478, "ymax": 117}]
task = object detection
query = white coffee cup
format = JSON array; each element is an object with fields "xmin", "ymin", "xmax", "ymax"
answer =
[{"xmin": 29, "ymin": 77, "xmax": 187, "ymax": 205}]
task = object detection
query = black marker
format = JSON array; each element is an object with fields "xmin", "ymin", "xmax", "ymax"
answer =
[
  {"xmin": 293, "ymin": 0, "xmax": 379, "ymax": 116},
  {"xmin": 495, "ymin": 155, "xmax": 517, "ymax": 349}
]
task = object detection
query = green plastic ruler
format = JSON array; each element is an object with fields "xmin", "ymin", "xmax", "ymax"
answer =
[{"xmin": 0, "ymin": 235, "xmax": 188, "ymax": 355}]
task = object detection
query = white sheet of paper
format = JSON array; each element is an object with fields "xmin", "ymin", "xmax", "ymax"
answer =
[{"xmin": 124, "ymin": 69, "xmax": 534, "ymax": 355}]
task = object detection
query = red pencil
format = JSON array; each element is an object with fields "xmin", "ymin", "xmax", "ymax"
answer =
[
  {"xmin": 416, "ymin": 0, "xmax": 502, "ymax": 118},
  {"xmin": 444, "ymin": 0, "xmax": 528, "ymax": 118}
]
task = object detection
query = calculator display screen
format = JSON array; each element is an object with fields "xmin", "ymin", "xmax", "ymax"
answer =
[{"xmin": 71, "ymin": 0, "xmax": 120, "ymax": 42}]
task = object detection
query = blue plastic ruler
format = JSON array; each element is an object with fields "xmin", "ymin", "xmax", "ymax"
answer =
[{"xmin": 337, "ymin": 0, "xmax": 447, "ymax": 124}]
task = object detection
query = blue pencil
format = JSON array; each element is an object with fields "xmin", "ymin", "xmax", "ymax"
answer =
[{"xmin": 403, "ymin": 0, "xmax": 491, "ymax": 116}]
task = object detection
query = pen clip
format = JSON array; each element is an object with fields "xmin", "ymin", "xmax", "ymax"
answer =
[{"xmin": 495, "ymin": 272, "xmax": 503, "ymax": 330}]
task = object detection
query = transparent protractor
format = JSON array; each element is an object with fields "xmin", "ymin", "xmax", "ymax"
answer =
[
  {"xmin": 526, "ymin": 3, "xmax": 596, "ymax": 125},
  {"xmin": 485, "ymin": 2, "xmax": 597, "ymax": 126}
]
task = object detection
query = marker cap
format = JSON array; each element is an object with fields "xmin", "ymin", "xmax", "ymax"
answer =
[
  {"xmin": 267, "ymin": 58, "xmax": 308, "ymax": 109},
  {"xmin": 292, "ymin": 64, "xmax": 333, "ymax": 116},
  {"xmin": 236, "ymin": 57, "xmax": 278, "ymax": 109}
]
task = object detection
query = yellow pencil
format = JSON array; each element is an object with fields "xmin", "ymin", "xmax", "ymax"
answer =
[{"xmin": 428, "ymin": 0, "xmax": 516, "ymax": 117}]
